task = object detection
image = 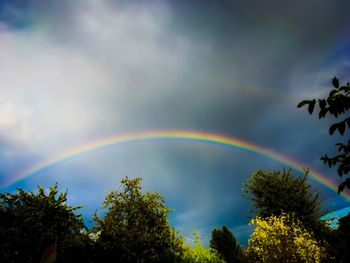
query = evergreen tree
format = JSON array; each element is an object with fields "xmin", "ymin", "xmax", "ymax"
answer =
[
  {"xmin": 242, "ymin": 169, "xmax": 326, "ymax": 237},
  {"xmin": 210, "ymin": 225, "xmax": 245, "ymax": 263}
]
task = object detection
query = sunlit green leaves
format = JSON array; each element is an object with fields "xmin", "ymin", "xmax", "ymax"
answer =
[
  {"xmin": 246, "ymin": 213, "xmax": 326, "ymax": 263},
  {"xmin": 182, "ymin": 231, "xmax": 225, "ymax": 263},
  {"xmin": 93, "ymin": 176, "xmax": 180, "ymax": 262}
]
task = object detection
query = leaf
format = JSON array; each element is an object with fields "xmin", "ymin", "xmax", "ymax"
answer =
[
  {"xmin": 318, "ymin": 108, "xmax": 327, "ymax": 119},
  {"xmin": 338, "ymin": 121, "xmax": 346, "ymax": 135},
  {"xmin": 329, "ymin": 89, "xmax": 338, "ymax": 97},
  {"xmin": 329, "ymin": 123, "xmax": 338, "ymax": 135},
  {"xmin": 336, "ymin": 143, "xmax": 345, "ymax": 152},
  {"xmin": 345, "ymin": 178, "xmax": 350, "ymax": 189},
  {"xmin": 307, "ymin": 100, "xmax": 316, "ymax": 114},
  {"xmin": 319, "ymin": 99, "xmax": 326, "ymax": 110},
  {"xmin": 346, "ymin": 118, "xmax": 350, "ymax": 129},
  {"xmin": 297, "ymin": 100, "xmax": 310, "ymax": 108},
  {"xmin": 338, "ymin": 166, "xmax": 344, "ymax": 177},
  {"xmin": 332, "ymin": 77, "xmax": 339, "ymax": 89},
  {"xmin": 339, "ymin": 86, "xmax": 349, "ymax": 92},
  {"xmin": 338, "ymin": 182, "xmax": 345, "ymax": 194}
]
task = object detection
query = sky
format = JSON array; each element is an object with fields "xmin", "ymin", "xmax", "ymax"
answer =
[{"xmin": 1, "ymin": 0, "xmax": 350, "ymax": 245}]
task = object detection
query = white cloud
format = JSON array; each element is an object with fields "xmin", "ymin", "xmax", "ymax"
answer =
[{"xmin": 0, "ymin": 0, "xmax": 199, "ymax": 156}]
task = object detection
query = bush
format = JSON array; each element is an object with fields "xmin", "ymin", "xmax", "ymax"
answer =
[{"xmin": 246, "ymin": 213, "xmax": 326, "ymax": 263}]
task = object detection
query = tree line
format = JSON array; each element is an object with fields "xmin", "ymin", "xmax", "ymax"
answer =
[{"xmin": 0, "ymin": 169, "xmax": 349, "ymax": 263}]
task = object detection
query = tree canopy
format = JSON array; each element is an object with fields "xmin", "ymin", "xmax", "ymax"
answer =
[
  {"xmin": 332, "ymin": 213, "xmax": 350, "ymax": 263},
  {"xmin": 210, "ymin": 225, "xmax": 245, "ymax": 263},
  {"xmin": 242, "ymin": 169, "xmax": 326, "ymax": 237},
  {"xmin": 0, "ymin": 184, "xmax": 85, "ymax": 263},
  {"xmin": 92, "ymin": 176, "xmax": 182, "ymax": 262},
  {"xmin": 297, "ymin": 77, "xmax": 350, "ymax": 193},
  {"xmin": 246, "ymin": 213, "xmax": 326, "ymax": 263},
  {"xmin": 1, "ymin": 171, "xmax": 347, "ymax": 262},
  {"xmin": 182, "ymin": 231, "xmax": 225, "ymax": 263}
]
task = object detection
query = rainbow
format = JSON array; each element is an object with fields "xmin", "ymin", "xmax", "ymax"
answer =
[{"xmin": 6, "ymin": 130, "xmax": 350, "ymax": 201}]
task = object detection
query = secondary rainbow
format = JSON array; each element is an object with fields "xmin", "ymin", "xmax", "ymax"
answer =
[{"xmin": 8, "ymin": 130, "xmax": 350, "ymax": 201}]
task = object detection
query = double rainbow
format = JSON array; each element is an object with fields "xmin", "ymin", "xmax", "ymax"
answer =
[{"xmin": 7, "ymin": 130, "xmax": 350, "ymax": 201}]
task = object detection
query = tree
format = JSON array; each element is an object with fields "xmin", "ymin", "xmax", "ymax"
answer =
[
  {"xmin": 246, "ymin": 213, "xmax": 326, "ymax": 263},
  {"xmin": 297, "ymin": 77, "xmax": 350, "ymax": 193},
  {"xmin": 242, "ymin": 169, "xmax": 326, "ymax": 237},
  {"xmin": 210, "ymin": 225, "xmax": 246, "ymax": 263},
  {"xmin": 93, "ymin": 176, "xmax": 183, "ymax": 262},
  {"xmin": 182, "ymin": 231, "xmax": 225, "ymax": 263},
  {"xmin": 332, "ymin": 213, "xmax": 350, "ymax": 263},
  {"xmin": 0, "ymin": 184, "xmax": 85, "ymax": 263}
]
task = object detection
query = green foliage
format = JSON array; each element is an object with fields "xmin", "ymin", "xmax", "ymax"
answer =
[
  {"xmin": 297, "ymin": 77, "xmax": 350, "ymax": 192},
  {"xmin": 246, "ymin": 213, "xmax": 326, "ymax": 263},
  {"xmin": 242, "ymin": 169, "xmax": 326, "ymax": 237},
  {"xmin": 1, "ymin": 173, "xmax": 342, "ymax": 262},
  {"xmin": 332, "ymin": 213, "xmax": 350, "ymax": 263},
  {"xmin": 210, "ymin": 225, "xmax": 246, "ymax": 263},
  {"xmin": 181, "ymin": 231, "xmax": 225, "ymax": 263},
  {"xmin": 0, "ymin": 183, "xmax": 85, "ymax": 263},
  {"xmin": 58, "ymin": 230, "xmax": 98, "ymax": 263},
  {"xmin": 93, "ymin": 176, "xmax": 183, "ymax": 262}
]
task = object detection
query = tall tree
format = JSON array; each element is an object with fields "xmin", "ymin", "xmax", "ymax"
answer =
[
  {"xmin": 0, "ymin": 184, "xmax": 85, "ymax": 263},
  {"xmin": 242, "ymin": 169, "xmax": 326, "ymax": 237},
  {"xmin": 297, "ymin": 77, "xmax": 350, "ymax": 193},
  {"xmin": 210, "ymin": 225, "xmax": 245, "ymax": 263},
  {"xmin": 93, "ymin": 176, "xmax": 183, "ymax": 262}
]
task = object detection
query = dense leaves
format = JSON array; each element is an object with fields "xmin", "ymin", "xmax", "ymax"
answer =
[
  {"xmin": 0, "ymin": 184, "xmax": 85, "ymax": 263},
  {"xmin": 0, "ymin": 173, "xmax": 347, "ymax": 262},
  {"xmin": 242, "ymin": 169, "xmax": 326, "ymax": 237},
  {"xmin": 331, "ymin": 213, "xmax": 350, "ymax": 263},
  {"xmin": 210, "ymin": 225, "xmax": 246, "ymax": 263},
  {"xmin": 298, "ymin": 77, "xmax": 350, "ymax": 192},
  {"xmin": 92, "ymin": 176, "xmax": 183, "ymax": 262},
  {"xmin": 182, "ymin": 231, "xmax": 225, "ymax": 263},
  {"xmin": 246, "ymin": 213, "xmax": 326, "ymax": 263}
]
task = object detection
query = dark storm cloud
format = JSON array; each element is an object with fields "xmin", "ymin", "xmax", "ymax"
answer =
[{"xmin": 166, "ymin": 0, "xmax": 350, "ymax": 85}]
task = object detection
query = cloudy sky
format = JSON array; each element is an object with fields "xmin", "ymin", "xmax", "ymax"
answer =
[{"xmin": 1, "ymin": 0, "xmax": 350, "ymax": 245}]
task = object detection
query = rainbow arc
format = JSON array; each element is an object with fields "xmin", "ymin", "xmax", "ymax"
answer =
[{"xmin": 7, "ymin": 130, "xmax": 350, "ymax": 201}]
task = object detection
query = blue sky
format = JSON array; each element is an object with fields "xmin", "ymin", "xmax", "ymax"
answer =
[{"xmin": 1, "ymin": 0, "xmax": 350, "ymax": 245}]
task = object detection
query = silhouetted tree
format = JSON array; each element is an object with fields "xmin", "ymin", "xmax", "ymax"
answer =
[
  {"xmin": 210, "ymin": 225, "xmax": 246, "ymax": 263},
  {"xmin": 0, "ymin": 184, "xmax": 85, "ymax": 263},
  {"xmin": 242, "ymin": 169, "xmax": 326, "ymax": 238},
  {"xmin": 332, "ymin": 213, "xmax": 350, "ymax": 263},
  {"xmin": 298, "ymin": 77, "xmax": 350, "ymax": 193}
]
